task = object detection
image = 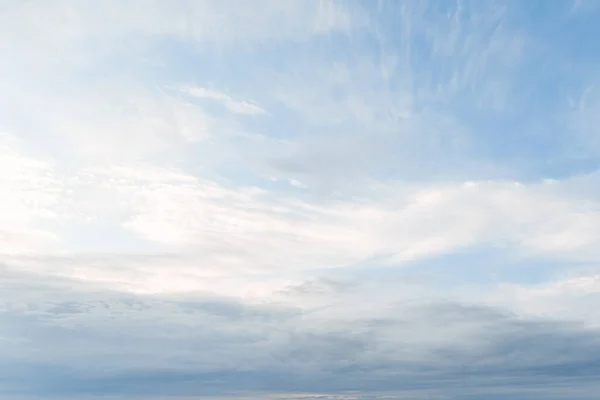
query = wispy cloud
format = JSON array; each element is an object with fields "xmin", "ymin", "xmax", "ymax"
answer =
[
  {"xmin": 3, "ymin": 0, "xmax": 600, "ymax": 399},
  {"xmin": 181, "ymin": 85, "xmax": 266, "ymax": 115}
]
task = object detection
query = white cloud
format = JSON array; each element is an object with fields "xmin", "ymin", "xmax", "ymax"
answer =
[
  {"xmin": 0, "ymin": 133, "xmax": 60, "ymax": 254},
  {"xmin": 181, "ymin": 85, "xmax": 266, "ymax": 115},
  {"xmin": 0, "ymin": 0, "xmax": 356, "ymax": 69},
  {"xmin": 4, "ymin": 161, "xmax": 599, "ymax": 295},
  {"xmin": 489, "ymin": 272, "xmax": 600, "ymax": 328},
  {"xmin": 3, "ymin": 1, "xmax": 600, "ymax": 397},
  {"xmin": 289, "ymin": 179, "xmax": 307, "ymax": 189},
  {"xmin": 11, "ymin": 85, "xmax": 217, "ymax": 161},
  {"xmin": 114, "ymin": 173, "xmax": 600, "ymax": 273}
]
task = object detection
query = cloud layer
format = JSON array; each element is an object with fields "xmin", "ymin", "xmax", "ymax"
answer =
[{"xmin": 3, "ymin": 0, "xmax": 600, "ymax": 399}]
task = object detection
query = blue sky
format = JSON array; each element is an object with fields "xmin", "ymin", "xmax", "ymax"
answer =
[{"xmin": 2, "ymin": 0, "xmax": 600, "ymax": 399}]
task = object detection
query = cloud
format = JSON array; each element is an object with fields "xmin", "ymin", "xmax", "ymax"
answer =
[
  {"xmin": 181, "ymin": 86, "xmax": 266, "ymax": 116},
  {"xmin": 488, "ymin": 271, "xmax": 600, "ymax": 328},
  {"xmin": 0, "ymin": 133, "xmax": 60, "ymax": 254},
  {"xmin": 0, "ymin": 0, "xmax": 355, "ymax": 68},
  {"xmin": 77, "ymin": 167, "xmax": 600, "ymax": 269},
  {"xmin": 3, "ymin": 160, "xmax": 600, "ymax": 295},
  {"xmin": 3, "ymin": 0, "xmax": 600, "ymax": 398},
  {"xmin": 1, "ymin": 267, "xmax": 600, "ymax": 398}
]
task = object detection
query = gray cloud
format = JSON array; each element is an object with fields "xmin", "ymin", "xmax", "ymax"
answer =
[{"xmin": 1, "ymin": 267, "xmax": 600, "ymax": 399}]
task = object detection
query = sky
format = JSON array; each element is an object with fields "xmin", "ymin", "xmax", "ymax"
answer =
[{"xmin": 2, "ymin": 0, "xmax": 600, "ymax": 399}]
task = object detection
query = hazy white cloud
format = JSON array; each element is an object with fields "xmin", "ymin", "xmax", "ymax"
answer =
[
  {"xmin": 4, "ymin": 160, "xmax": 600, "ymax": 297},
  {"xmin": 0, "ymin": 133, "xmax": 61, "ymax": 254},
  {"xmin": 0, "ymin": 0, "xmax": 356, "ymax": 69},
  {"xmin": 181, "ymin": 85, "xmax": 266, "ymax": 115},
  {"xmin": 3, "ymin": 0, "xmax": 600, "ymax": 398},
  {"xmin": 489, "ymin": 272, "xmax": 600, "ymax": 328}
]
